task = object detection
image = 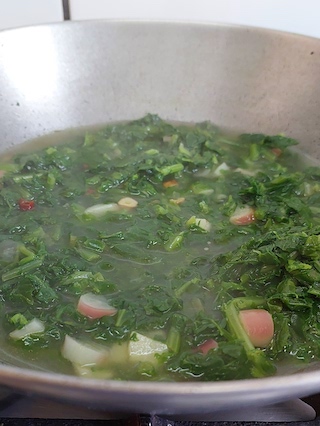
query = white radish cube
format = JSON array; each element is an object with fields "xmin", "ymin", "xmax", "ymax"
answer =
[
  {"xmin": 234, "ymin": 168, "xmax": 257, "ymax": 176},
  {"xmin": 84, "ymin": 203, "xmax": 119, "ymax": 217},
  {"xmin": 10, "ymin": 318, "xmax": 45, "ymax": 341},
  {"xmin": 61, "ymin": 335, "xmax": 108, "ymax": 366},
  {"xmin": 118, "ymin": 197, "xmax": 138, "ymax": 209},
  {"xmin": 129, "ymin": 332, "xmax": 168, "ymax": 363},
  {"xmin": 213, "ymin": 162, "xmax": 230, "ymax": 177},
  {"xmin": 195, "ymin": 218, "xmax": 211, "ymax": 232},
  {"xmin": 187, "ymin": 216, "xmax": 211, "ymax": 232}
]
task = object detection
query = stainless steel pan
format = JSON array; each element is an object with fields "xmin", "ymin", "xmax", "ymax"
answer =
[{"xmin": 0, "ymin": 21, "xmax": 320, "ymax": 415}]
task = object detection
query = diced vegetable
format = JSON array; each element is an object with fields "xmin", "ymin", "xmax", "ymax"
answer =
[
  {"xmin": 195, "ymin": 339, "xmax": 219, "ymax": 355},
  {"xmin": 77, "ymin": 293, "xmax": 117, "ymax": 319},
  {"xmin": 187, "ymin": 216, "xmax": 211, "ymax": 232},
  {"xmin": 61, "ymin": 335, "xmax": 108, "ymax": 366},
  {"xmin": 117, "ymin": 197, "xmax": 138, "ymax": 209},
  {"xmin": 234, "ymin": 168, "xmax": 256, "ymax": 176},
  {"xmin": 18, "ymin": 199, "xmax": 35, "ymax": 211},
  {"xmin": 239, "ymin": 309, "xmax": 274, "ymax": 348},
  {"xmin": 169, "ymin": 197, "xmax": 185, "ymax": 205},
  {"xmin": 84, "ymin": 203, "xmax": 119, "ymax": 217},
  {"xmin": 63, "ymin": 337, "xmax": 128, "ymax": 376},
  {"xmin": 224, "ymin": 298, "xmax": 276, "ymax": 377},
  {"xmin": 129, "ymin": 332, "xmax": 168, "ymax": 363},
  {"xmin": 230, "ymin": 205, "xmax": 256, "ymax": 225},
  {"xmin": 213, "ymin": 162, "xmax": 230, "ymax": 177},
  {"xmin": 163, "ymin": 179, "xmax": 178, "ymax": 188},
  {"xmin": 10, "ymin": 318, "xmax": 45, "ymax": 340},
  {"xmin": 196, "ymin": 218, "xmax": 211, "ymax": 232}
]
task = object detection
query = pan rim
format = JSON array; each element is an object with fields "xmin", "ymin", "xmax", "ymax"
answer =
[
  {"xmin": 0, "ymin": 18, "xmax": 319, "ymax": 43},
  {"xmin": 0, "ymin": 360, "xmax": 319, "ymax": 395}
]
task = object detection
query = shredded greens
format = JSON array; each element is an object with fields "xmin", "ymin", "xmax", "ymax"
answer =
[{"xmin": 0, "ymin": 114, "xmax": 319, "ymax": 381}]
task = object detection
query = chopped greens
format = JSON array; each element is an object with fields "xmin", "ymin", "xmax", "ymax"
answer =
[{"xmin": 0, "ymin": 114, "xmax": 319, "ymax": 381}]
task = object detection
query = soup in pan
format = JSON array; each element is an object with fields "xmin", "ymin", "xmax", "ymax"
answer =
[{"xmin": 0, "ymin": 114, "xmax": 319, "ymax": 381}]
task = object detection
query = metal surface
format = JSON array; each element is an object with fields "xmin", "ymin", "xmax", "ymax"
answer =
[{"xmin": 1, "ymin": 21, "xmax": 320, "ymax": 414}]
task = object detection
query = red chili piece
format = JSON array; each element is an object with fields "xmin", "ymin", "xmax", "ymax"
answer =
[{"xmin": 18, "ymin": 199, "xmax": 35, "ymax": 211}]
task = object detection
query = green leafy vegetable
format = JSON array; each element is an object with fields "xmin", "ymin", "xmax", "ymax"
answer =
[{"xmin": 0, "ymin": 114, "xmax": 318, "ymax": 382}]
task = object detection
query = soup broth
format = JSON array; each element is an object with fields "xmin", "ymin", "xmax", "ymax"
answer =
[{"xmin": 0, "ymin": 114, "xmax": 319, "ymax": 381}]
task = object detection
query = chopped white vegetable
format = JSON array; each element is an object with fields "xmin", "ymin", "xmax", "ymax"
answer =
[
  {"xmin": 187, "ymin": 216, "xmax": 211, "ymax": 232},
  {"xmin": 129, "ymin": 332, "xmax": 168, "ymax": 363},
  {"xmin": 64, "ymin": 338, "xmax": 128, "ymax": 375},
  {"xmin": 169, "ymin": 197, "xmax": 186, "ymax": 205},
  {"xmin": 197, "ymin": 188, "xmax": 214, "ymax": 195},
  {"xmin": 213, "ymin": 162, "xmax": 230, "ymax": 177},
  {"xmin": 234, "ymin": 168, "xmax": 257, "ymax": 176},
  {"xmin": 195, "ymin": 218, "xmax": 211, "ymax": 232},
  {"xmin": 9, "ymin": 318, "xmax": 45, "ymax": 341},
  {"xmin": 118, "ymin": 197, "xmax": 138, "ymax": 209},
  {"xmin": 61, "ymin": 335, "xmax": 108, "ymax": 366},
  {"xmin": 84, "ymin": 203, "xmax": 119, "ymax": 217}
]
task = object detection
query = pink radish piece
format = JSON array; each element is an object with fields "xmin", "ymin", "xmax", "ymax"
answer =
[
  {"xmin": 230, "ymin": 206, "xmax": 256, "ymax": 226},
  {"xmin": 239, "ymin": 309, "xmax": 274, "ymax": 348},
  {"xmin": 195, "ymin": 338, "xmax": 218, "ymax": 355},
  {"xmin": 77, "ymin": 293, "xmax": 117, "ymax": 319}
]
